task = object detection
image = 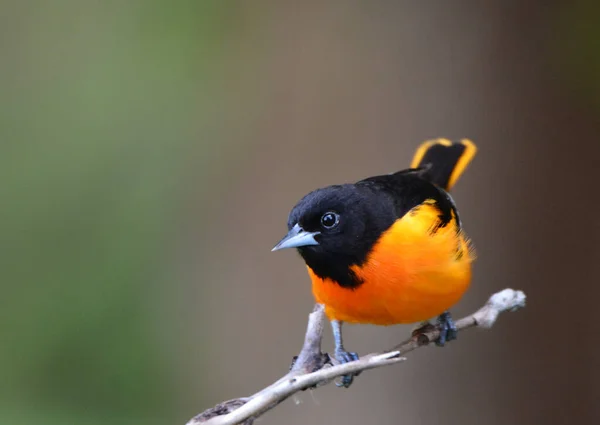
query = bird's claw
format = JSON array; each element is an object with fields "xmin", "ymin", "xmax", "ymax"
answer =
[
  {"xmin": 436, "ymin": 311, "xmax": 458, "ymax": 347},
  {"xmin": 411, "ymin": 312, "xmax": 458, "ymax": 346},
  {"xmin": 334, "ymin": 349, "xmax": 360, "ymax": 388}
]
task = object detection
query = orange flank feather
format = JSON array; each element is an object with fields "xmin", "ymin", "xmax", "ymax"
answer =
[{"xmin": 309, "ymin": 202, "xmax": 474, "ymax": 325}]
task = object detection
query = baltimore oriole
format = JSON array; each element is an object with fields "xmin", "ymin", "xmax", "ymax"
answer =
[{"xmin": 272, "ymin": 139, "xmax": 477, "ymax": 387}]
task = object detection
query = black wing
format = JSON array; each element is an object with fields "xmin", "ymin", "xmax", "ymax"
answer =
[{"xmin": 357, "ymin": 169, "xmax": 460, "ymax": 230}]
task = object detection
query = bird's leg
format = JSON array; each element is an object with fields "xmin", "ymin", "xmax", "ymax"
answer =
[
  {"xmin": 436, "ymin": 311, "xmax": 458, "ymax": 347},
  {"xmin": 331, "ymin": 320, "xmax": 359, "ymax": 388}
]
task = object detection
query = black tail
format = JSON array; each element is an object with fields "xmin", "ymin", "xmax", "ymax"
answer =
[{"xmin": 410, "ymin": 138, "xmax": 477, "ymax": 191}]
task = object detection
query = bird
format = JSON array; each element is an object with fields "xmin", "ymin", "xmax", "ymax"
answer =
[{"xmin": 272, "ymin": 138, "xmax": 477, "ymax": 387}]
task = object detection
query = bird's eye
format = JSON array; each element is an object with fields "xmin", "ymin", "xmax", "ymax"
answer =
[{"xmin": 320, "ymin": 212, "xmax": 340, "ymax": 229}]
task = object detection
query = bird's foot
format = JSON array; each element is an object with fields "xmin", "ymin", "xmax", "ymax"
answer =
[
  {"xmin": 334, "ymin": 348, "xmax": 360, "ymax": 388},
  {"xmin": 411, "ymin": 312, "xmax": 458, "ymax": 346},
  {"xmin": 435, "ymin": 311, "xmax": 458, "ymax": 347}
]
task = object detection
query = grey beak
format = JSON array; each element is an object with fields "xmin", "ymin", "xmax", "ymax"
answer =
[{"xmin": 272, "ymin": 224, "xmax": 320, "ymax": 251}]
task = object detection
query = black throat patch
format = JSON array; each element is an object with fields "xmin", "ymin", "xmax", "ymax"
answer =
[{"xmin": 298, "ymin": 248, "xmax": 364, "ymax": 289}]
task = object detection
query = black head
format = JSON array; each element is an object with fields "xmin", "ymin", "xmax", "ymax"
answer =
[{"xmin": 272, "ymin": 184, "xmax": 396, "ymax": 288}]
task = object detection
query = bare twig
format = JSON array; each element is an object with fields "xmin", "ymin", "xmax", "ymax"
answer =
[{"xmin": 186, "ymin": 288, "xmax": 526, "ymax": 425}]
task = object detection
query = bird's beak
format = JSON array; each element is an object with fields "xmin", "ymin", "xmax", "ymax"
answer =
[{"xmin": 272, "ymin": 224, "xmax": 320, "ymax": 251}]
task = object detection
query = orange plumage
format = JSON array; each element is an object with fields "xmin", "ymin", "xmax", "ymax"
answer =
[{"xmin": 310, "ymin": 202, "xmax": 474, "ymax": 325}]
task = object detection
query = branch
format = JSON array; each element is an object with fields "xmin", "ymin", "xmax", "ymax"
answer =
[{"xmin": 186, "ymin": 288, "xmax": 526, "ymax": 425}]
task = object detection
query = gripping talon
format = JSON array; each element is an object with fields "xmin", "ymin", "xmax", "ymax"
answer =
[
  {"xmin": 436, "ymin": 311, "xmax": 458, "ymax": 347},
  {"xmin": 334, "ymin": 350, "xmax": 359, "ymax": 388}
]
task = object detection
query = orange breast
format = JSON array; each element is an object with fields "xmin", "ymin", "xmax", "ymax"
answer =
[{"xmin": 310, "ymin": 203, "xmax": 474, "ymax": 325}]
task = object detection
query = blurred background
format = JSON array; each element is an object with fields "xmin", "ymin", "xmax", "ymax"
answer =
[{"xmin": 1, "ymin": 1, "xmax": 599, "ymax": 424}]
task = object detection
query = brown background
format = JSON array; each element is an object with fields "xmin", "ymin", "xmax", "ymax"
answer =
[{"xmin": 175, "ymin": 2, "xmax": 600, "ymax": 425}]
